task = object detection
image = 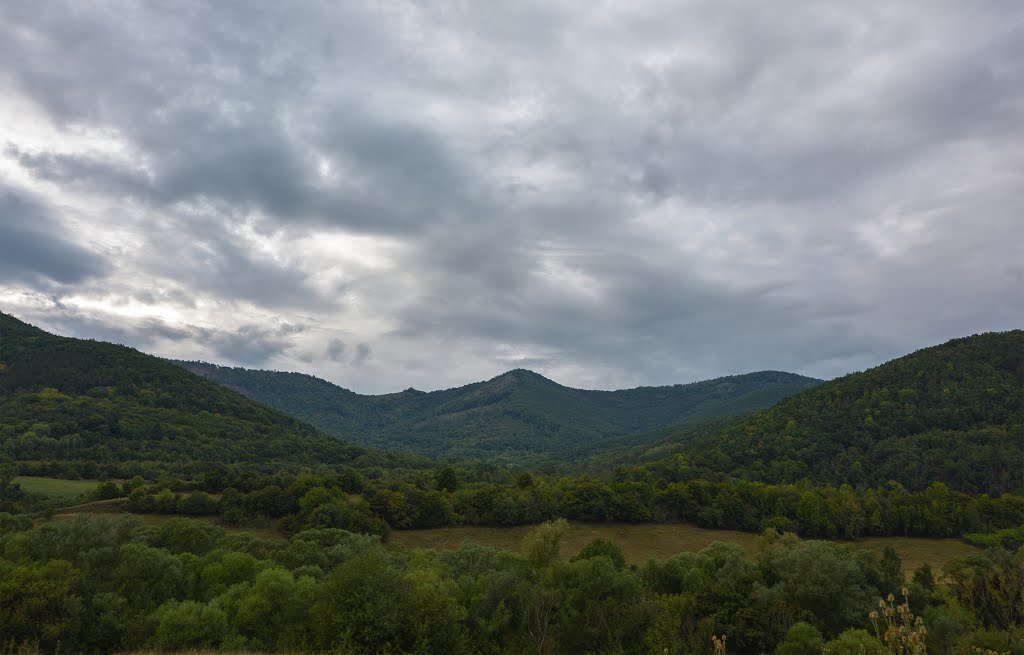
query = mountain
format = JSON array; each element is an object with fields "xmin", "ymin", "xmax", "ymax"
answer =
[
  {"xmin": 172, "ymin": 361, "xmax": 822, "ymax": 460},
  {"xmin": 644, "ymin": 331, "xmax": 1024, "ymax": 494},
  {"xmin": 0, "ymin": 313, "xmax": 420, "ymax": 477}
]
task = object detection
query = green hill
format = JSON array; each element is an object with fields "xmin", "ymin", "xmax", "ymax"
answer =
[
  {"xmin": 173, "ymin": 361, "xmax": 821, "ymax": 460},
  {"xmin": 0, "ymin": 312, "xmax": 419, "ymax": 477},
  {"xmin": 645, "ymin": 331, "xmax": 1024, "ymax": 494}
]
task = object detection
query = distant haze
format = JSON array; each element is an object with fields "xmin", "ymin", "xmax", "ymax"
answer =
[{"xmin": 1, "ymin": 2, "xmax": 1021, "ymax": 393}]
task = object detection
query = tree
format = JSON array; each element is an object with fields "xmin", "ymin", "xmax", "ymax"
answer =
[
  {"xmin": 523, "ymin": 519, "xmax": 569, "ymax": 569},
  {"xmin": 775, "ymin": 622, "xmax": 825, "ymax": 655},
  {"xmin": 0, "ymin": 559, "xmax": 84, "ymax": 651},
  {"xmin": 912, "ymin": 563, "xmax": 935, "ymax": 591},
  {"xmin": 824, "ymin": 629, "xmax": 883, "ymax": 655},
  {"xmin": 435, "ymin": 467, "xmax": 460, "ymax": 492},
  {"xmin": 150, "ymin": 600, "xmax": 227, "ymax": 651},
  {"xmin": 879, "ymin": 546, "xmax": 904, "ymax": 594},
  {"xmin": 570, "ymin": 538, "xmax": 626, "ymax": 570}
]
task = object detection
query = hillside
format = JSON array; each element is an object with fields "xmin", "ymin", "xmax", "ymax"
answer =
[
  {"xmin": 645, "ymin": 331, "xmax": 1024, "ymax": 494},
  {"xmin": 0, "ymin": 313, "xmax": 420, "ymax": 477},
  {"xmin": 173, "ymin": 361, "xmax": 821, "ymax": 459}
]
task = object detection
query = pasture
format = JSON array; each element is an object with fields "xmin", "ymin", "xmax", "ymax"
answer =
[
  {"xmin": 14, "ymin": 476, "xmax": 103, "ymax": 501},
  {"xmin": 390, "ymin": 521, "xmax": 980, "ymax": 572}
]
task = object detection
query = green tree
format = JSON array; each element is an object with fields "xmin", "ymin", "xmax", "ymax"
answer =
[
  {"xmin": 824, "ymin": 628, "xmax": 884, "ymax": 655},
  {"xmin": 0, "ymin": 559, "xmax": 84, "ymax": 651},
  {"xmin": 571, "ymin": 538, "xmax": 626, "ymax": 570},
  {"xmin": 435, "ymin": 466, "xmax": 460, "ymax": 492},
  {"xmin": 150, "ymin": 600, "xmax": 227, "ymax": 651},
  {"xmin": 775, "ymin": 622, "xmax": 825, "ymax": 655},
  {"xmin": 879, "ymin": 546, "xmax": 904, "ymax": 594}
]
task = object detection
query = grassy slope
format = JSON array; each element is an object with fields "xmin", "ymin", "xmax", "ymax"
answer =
[
  {"xmin": 0, "ymin": 312, "xmax": 418, "ymax": 472},
  {"xmin": 174, "ymin": 362, "xmax": 821, "ymax": 459}
]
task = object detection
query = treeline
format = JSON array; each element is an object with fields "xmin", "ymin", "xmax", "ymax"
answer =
[
  {"xmin": 2, "ymin": 515, "xmax": 1022, "ymax": 655},
  {"xmin": 120, "ymin": 468, "xmax": 1024, "ymax": 540}
]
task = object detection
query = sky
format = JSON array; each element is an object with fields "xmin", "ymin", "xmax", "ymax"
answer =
[{"xmin": 1, "ymin": 1, "xmax": 1022, "ymax": 394}]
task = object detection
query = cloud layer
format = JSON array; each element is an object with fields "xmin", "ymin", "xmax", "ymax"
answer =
[{"xmin": 1, "ymin": 1, "xmax": 1021, "ymax": 393}]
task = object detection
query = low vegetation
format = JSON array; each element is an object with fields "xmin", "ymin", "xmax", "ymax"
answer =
[{"xmin": 11, "ymin": 476, "xmax": 101, "ymax": 501}]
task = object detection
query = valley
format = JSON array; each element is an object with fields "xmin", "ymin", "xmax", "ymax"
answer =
[{"xmin": 2, "ymin": 312, "xmax": 1022, "ymax": 655}]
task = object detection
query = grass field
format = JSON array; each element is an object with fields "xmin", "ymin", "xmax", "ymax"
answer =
[
  {"xmin": 42, "ymin": 506, "xmax": 981, "ymax": 572},
  {"xmin": 14, "ymin": 476, "xmax": 103, "ymax": 501},
  {"xmin": 390, "ymin": 522, "xmax": 980, "ymax": 572},
  {"xmin": 50, "ymin": 511, "xmax": 286, "ymax": 541}
]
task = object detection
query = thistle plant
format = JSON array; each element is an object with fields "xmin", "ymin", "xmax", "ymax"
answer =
[{"xmin": 869, "ymin": 588, "xmax": 927, "ymax": 655}]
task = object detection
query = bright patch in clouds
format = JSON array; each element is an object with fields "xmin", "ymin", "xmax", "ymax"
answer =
[{"xmin": 0, "ymin": 1, "xmax": 1021, "ymax": 393}]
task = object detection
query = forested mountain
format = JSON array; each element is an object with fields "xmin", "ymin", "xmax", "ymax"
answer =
[
  {"xmin": 173, "ymin": 361, "xmax": 821, "ymax": 459},
  {"xmin": 645, "ymin": 331, "xmax": 1024, "ymax": 494},
  {"xmin": 0, "ymin": 313, "xmax": 420, "ymax": 477}
]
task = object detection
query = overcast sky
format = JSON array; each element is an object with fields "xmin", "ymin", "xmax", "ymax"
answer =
[{"xmin": 1, "ymin": 2, "xmax": 1022, "ymax": 394}]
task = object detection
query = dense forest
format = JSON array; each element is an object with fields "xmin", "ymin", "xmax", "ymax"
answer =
[
  {"xmin": 174, "ymin": 360, "xmax": 820, "ymax": 460},
  {"xmin": 637, "ymin": 332, "xmax": 1024, "ymax": 495},
  {"xmin": 0, "ymin": 313, "xmax": 426, "ymax": 477},
  {"xmin": 1, "ymin": 514, "xmax": 1022, "ymax": 655}
]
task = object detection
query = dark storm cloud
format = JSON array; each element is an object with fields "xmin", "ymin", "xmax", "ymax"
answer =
[
  {"xmin": 0, "ymin": 1, "xmax": 1021, "ymax": 391},
  {"xmin": 0, "ymin": 189, "xmax": 109, "ymax": 286}
]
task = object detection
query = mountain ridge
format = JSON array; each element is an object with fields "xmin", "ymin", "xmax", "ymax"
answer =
[
  {"xmin": 173, "ymin": 358, "xmax": 822, "ymax": 459},
  {"xmin": 0, "ymin": 312, "xmax": 423, "ymax": 476},
  {"xmin": 639, "ymin": 330, "xmax": 1024, "ymax": 493}
]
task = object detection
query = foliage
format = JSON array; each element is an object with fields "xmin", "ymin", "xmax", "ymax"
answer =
[
  {"xmin": 174, "ymin": 359, "xmax": 821, "ymax": 460},
  {"xmin": 650, "ymin": 331, "xmax": 1024, "ymax": 494},
  {"xmin": 0, "ymin": 312, "xmax": 428, "ymax": 479},
  {"xmin": 1, "ymin": 513, "xmax": 1022, "ymax": 654},
  {"xmin": 115, "ymin": 467, "xmax": 1024, "ymax": 542},
  {"xmin": 775, "ymin": 622, "xmax": 825, "ymax": 655}
]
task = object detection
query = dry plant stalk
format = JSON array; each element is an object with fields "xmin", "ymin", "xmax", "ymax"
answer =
[{"xmin": 869, "ymin": 588, "xmax": 927, "ymax": 655}]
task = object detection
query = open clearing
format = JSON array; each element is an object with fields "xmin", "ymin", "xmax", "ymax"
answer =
[
  {"xmin": 391, "ymin": 522, "xmax": 980, "ymax": 572},
  {"xmin": 49, "ymin": 512, "xmax": 286, "ymax": 541},
  {"xmin": 15, "ymin": 476, "xmax": 103, "ymax": 501},
  {"xmin": 44, "ymin": 504, "xmax": 981, "ymax": 572}
]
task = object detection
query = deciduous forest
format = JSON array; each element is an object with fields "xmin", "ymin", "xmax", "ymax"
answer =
[{"xmin": 1, "ymin": 314, "xmax": 1022, "ymax": 654}]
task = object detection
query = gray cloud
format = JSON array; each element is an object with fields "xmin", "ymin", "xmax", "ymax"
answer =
[
  {"xmin": 0, "ymin": 188, "xmax": 109, "ymax": 286},
  {"xmin": 0, "ymin": 1, "xmax": 1021, "ymax": 393},
  {"xmin": 325, "ymin": 338, "xmax": 346, "ymax": 362},
  {"xmin": 354, "ymin": 343, "xmax": 372, "ymax": 366}
]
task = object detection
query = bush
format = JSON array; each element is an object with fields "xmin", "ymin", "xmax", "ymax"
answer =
[
  {"xmin": 825, "ymin": 629, "xmax": 884, "ymax": 655},
  {"xmin": 775, "ymin": 622, "xmax": 824, "ymax": 655},
  {"xmin": 150, "ymin": 600, "xmax": 227, "ymax": 651}
]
